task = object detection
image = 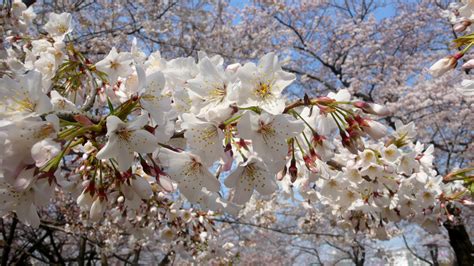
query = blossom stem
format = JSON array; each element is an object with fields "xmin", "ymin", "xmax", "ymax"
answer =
[
  {"xmin": 330, "ymin": 112, "xmax": 344, "ymax": 133},
  {"xmin": 290, "ymin": 110, "xmax": 316, "ymax": 134},
  {"xmin": 222, "ymin": 114, "xmax": 243, "ymax": 126},
  {"xmin": 293, "ymin": 137, "xmax": 305, "ymax": 155}
]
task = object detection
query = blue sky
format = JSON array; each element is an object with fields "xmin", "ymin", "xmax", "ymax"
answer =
[{"xmin": 374, "ymin": 3, "xmax": 396, "ymax": 20}]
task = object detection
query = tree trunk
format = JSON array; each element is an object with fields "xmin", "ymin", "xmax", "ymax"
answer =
[
  {"xmin": 443, "ymin": 220, "xmax": 473, "ymax": 266},
  {"xmin": 77, "ymin": 235, "xmax": 87, "ymax": 266}
]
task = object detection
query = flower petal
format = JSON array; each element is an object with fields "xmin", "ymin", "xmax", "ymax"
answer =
[{"xmin": 130, "ymin": 130, "xmax": 158, "ymax": 154}]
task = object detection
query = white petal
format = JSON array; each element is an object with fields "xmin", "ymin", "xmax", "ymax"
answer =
[
  {"xmin": 233, "ymin": 177, "xmax": 254, "ymax": 205},
  {"xmin": 273, "ymin": 114, "xmax": 305, "ymax": 139},
  {"xmin": 128, "ymin": 114, "xmax": 148, "ymax": 130},
  {"xmin": 236, "ymin": 111, "xmax": 258, "ymax": 139},
  {"xmin": 115, "ymin": 140, "xmax": 135, "ymax": 172},
  {"xmin": 130, "ymin": 130, "xmax": 158, "ymax": 154},
  {"xmin": 106, "ymin": 116, "xmax": 124, "ymax": 133},
  {"xmin": 158, "ymin": 175, "xmax": 175, "ymax": 192},
  {"xmin": 224, "ymin": 167, "xmax": 244, "ymax": 188},
  {"xmin": 255, "ymin": 175, "xmax": 277, "ymax": 195},
  {"xmin": 260, "ymin": 98, "xmax": 286, "ymax": 115},
  {"xmin": 131, "ymin": 176, "xmax": 153, "ymax": 199},
  {"xmin": 145, "ymin": 71, "xmax": 166, "ymax": 95},
  {"xmin": 258, "ymin": 52, "xmax": 277, "ymax": 79},
  {"xmin": 96, "ymin": 136, "xmax": 119, "ymax": 160},
  {"xmin": 16, "ymin": 200, "xmax": 40, "ymax": 228}
]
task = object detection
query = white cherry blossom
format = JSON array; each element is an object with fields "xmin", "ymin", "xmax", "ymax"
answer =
[
  {"xmin": 224, "ymin": 155, "xmax": 278, "ymax": 205},
  {"xmin": 233, "ymin": 52, "xmax": 295, "ymax": 114},
  {"xmin": 136, "ymin": 67, "xmax": 172, "ymax": 125},
  {"xmin": 187, "ymin": 56, "xmax": 235, "ymax": 120},
  {"xmin": 96, "ymin": 115, "xmax": 158, "ymax": 172},
  {"xmin": 95, "ymin": 47, "xmax": 134, "ymax": 85},
  {"xmin": 181, "ymin": 113, "xmax": 224, "ymax": 166},
  {"xmin": 43, "ymin": 12, "xmax": 72, "ymax": 41},
  {"xmin": 157, "ymin": 149, "xmax": 220, "ymax": 203},
  {"xmin": 0, "ymin": 71, "xmax": 52, "ymax": 120},
  {"xmin": 237, "ymin": 111, "xmax": 304, "ymax": 167}
]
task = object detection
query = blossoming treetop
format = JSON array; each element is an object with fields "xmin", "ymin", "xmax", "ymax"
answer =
[{"xmin": 0, "ymin": 0, "xmax": 473, "ymax": 264}]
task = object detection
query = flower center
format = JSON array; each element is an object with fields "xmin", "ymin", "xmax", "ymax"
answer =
[
  {"xmin": 209, "ymin": 85, "xmax": 227, "ymax": 102},
  {"xmin": 257, "ymin": 120, "xmax": 275, "ymax": 141},
  {"xmin": 255, "ymin": 82, "xmax": 272, "ymax": 99},
  {"xmin": 110, "ymin": 61, "xmax": 120, "ymax": 70},
  {"xmin": 422, "ymin": 192, "xmax": 433, "ymax": 201},
  {"xmin": 117, "ymin": 128, "xmax": 132, "ymax": 141},
  {"xmin": 33, "ymin": 123, "xmax": 56, "ymax": 139},
  {"xmin": 244, "ymin": 164, "xmax": 257, "ymax": 181},
  {"xmin": 57, "ymin": 24, "xmax": 69, "ymax": 35},
  {"xmin": 182, "ymin": 157, "xmax": 202, "ymax": 177}
]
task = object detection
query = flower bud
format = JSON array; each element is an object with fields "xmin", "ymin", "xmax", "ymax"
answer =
[
  {"xmin": 222, "ymin": 143, "xmax": 234, "ymax": 172},
  {"xmin": 158, "ymin": 175, "xmax": 175, "ymax": 192},
  {"xmin": 341, "ymin": 131, "xmax": 358, "ymax": 154},
  {"xmin": 428, "ymin": 54, "xmax": 461, "ymax": 77},
  {"xmin": 117, "ymin": 195, "xmax": 124, "ymax": 203},
  {"xmin": 303, "ymin": 152, "xmax": 318, "ymax": 173},
  {"xmin": 353, "ymin": 101, "xmax": 391, "ymax": 116},
  {"xmin": 462, "ymin": 58, "xmax": 474, "ymax": 69},
  {"xmin": 77, "ymin": 190, "xmax": 94, "ymax": 209},
  {"xmin": 316, "ymin": 96, "xmax": 336, "ymax": 104},
  {"xmin": 276, "ymin": 166, "xmax": 287, "ymax": 181},
  {"xmin": 131, "ymin": 176, "xmax": 153, "ymax": 200},
  {"xmin": 89, "ymin": 197, "xmax": 105, "ymax": 222},
  {"xmin": 289, "ymin": 158, "xmax": 298, "ymax": 183},
  {"xmin": 453, "ymin": 20, "xmax": 471, "ymax": 32},
  {"xmin": 363, "ymin": 120, "xmax": 388, "ymax": 140}
]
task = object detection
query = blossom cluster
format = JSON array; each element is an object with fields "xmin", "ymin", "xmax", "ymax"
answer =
[
  {"xmin": 434, "ymin": 0, "xmax": 474, "ymax": 96},
  {"xmin": 0, "ymin": 2, "xmax": 468, "ymax": 245}
]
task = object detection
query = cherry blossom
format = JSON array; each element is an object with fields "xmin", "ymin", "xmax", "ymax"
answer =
[
  {"xmin": 157, "ymin": 149, "xmax": 220, "ymax": 203},
  {"xmin": 95, "ymin": 47, "xmax": 134, "ymax": 85},
  {"xmin": 225, "ymin": 155, "xmax": 278, "ymax": 205},
  {"xmin": 0, "ymin": 4, "xmax": 472, "ymax": 264},
  {"xmin": 237, "ymin": 111, "xmax": 305, "ymax": 167},
  {"xmin": 43, "ymin": 12, "xmax": 72, "ymax": 41},
  {"xmin": 96, "ymin": 115, "xmax": 158, "ymax": 172},
  {"xmin": 233, "ymin": 53, "xmax": 295, "ymax": 114}
]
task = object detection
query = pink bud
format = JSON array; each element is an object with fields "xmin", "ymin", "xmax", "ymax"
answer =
[
  {"xmin": 341, "ymin": 132, "xmax": 359, "ymax": 154},
  {"xmin": 353, "ymin": 101, "xmax": 391, "ymax": 116},
  {"xmin": 222, "ymin": 143, "xmax": 234, "ymax": 172},
  {"xmin": 303, "ymin": 153, "xmax": 318, "ymax": 173},
  {"xmin": 429, "ymin": 55, "xmax": 460, "ymax": 77},
  {"xmin": 289, "ymin": 158, "xmax": 298, "ymax": 183},
  {"xmin": 462, "ymin": 58, "xmax": 474, "ymax": 69},
  {"xmin": 453, "ymin": 20, "xmax": 471, "ymax": 32},
  {"xmin": 316, "ymin": 97, "xmax": 336, "ymax": 104},
  {"xmin": 73, "ymin": 115, "xmax": 94, "ymax": 126},
  {"xmin": 277, "ymin": 166, "xmax": 287, "ymax": 181}
]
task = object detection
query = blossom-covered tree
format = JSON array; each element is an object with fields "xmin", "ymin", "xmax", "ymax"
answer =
[{"xmin": 0, "ymin": 0, "xmax": 473, "ymax": 265}]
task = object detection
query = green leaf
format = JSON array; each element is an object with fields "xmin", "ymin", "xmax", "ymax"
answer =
[{"xmin": 107, "ymin": 97, "xmax": 115, "ymax": 113}]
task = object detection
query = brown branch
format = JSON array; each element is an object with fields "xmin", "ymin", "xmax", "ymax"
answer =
[
  {"xmin": 282, "ymin": 66, "xmax": 337, "ymax": 92},
  {"xmin": 401, "ymin": 234, "xmax": 433, "ymax": 265},
  {"xmin": 78, "ymin": 235, "xmax": 86, "ymax": 266},
  {"xmin": 1, "ymin": 217, "xmax": 17, "ymax": 266},
  {"xmin": 214, "ymin": 218, "xmax": 341, "ymax": 238}
]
